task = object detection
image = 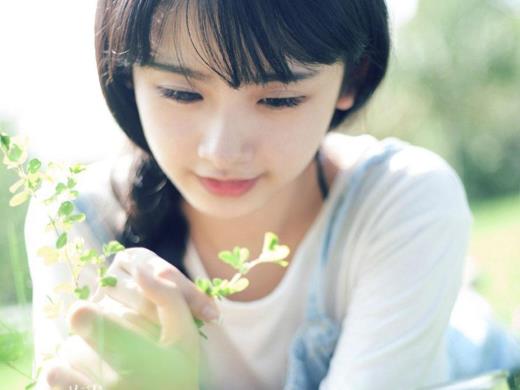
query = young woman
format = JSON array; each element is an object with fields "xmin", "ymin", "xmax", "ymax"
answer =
[{"xmin": 25, "ymin": 0, "xmax": 520, "ymax": 389}]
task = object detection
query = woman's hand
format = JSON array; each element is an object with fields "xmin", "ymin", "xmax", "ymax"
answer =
[{"xmin": 41, "ymin": 247, "xmax": 221, "ymax": 389}]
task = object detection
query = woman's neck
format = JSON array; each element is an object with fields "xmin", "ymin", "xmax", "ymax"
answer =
[{"xmin": 181, "ymin": 156, "xmax": 324, "ymax": 277}]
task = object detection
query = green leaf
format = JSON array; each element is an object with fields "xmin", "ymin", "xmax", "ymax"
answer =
[
  {"xmin": 239, "ymin": 247, "xmax": 249, "ymax": 263},
  {"xmin": 262, "ymin": 232, "xmax": 279, "ymax": 253},
  {"xmin": 218, "ymin": 250, "xmax": 242, "ymax": 270},
  {"xmin": 27, "ymin": 158, "xmax": 41, "ymax": 174},
  {"xmin": 212, "ymin": 278, "xmax": 224, "ymax": 288},
  {"xmin": 193, "ymin": 317, "xmax": 204, "ymax": 329},
  {"xmin": 0, "ymin": 133, "xmax": 11, "ymax": 151},
  {"xmin": 100, "ymin": 276, "xmax": 117, "ymax": 287},
  {"xmin": 58, "ymin": 201, "xmax": 74, "ymax": 217},
  {"xmin": 218, "ymin": 250, "xmax": 235, "ymax": 263},
  {"xmin": 261, "ymin": 245, "xmax": 290, "ymax": 262},
  {"xmin": 43, "ymin": 194, "xmax": 56, "ymax": 206},
  {"xmin": 221, "ymin": 247, "xmax": 249, "ymax": 271},
  {"xmin": 7, "ymin": 144, "xmax": 22, "ymax": 162},
  {"xmin": 218, "ymin": 287, "xmax": 233, "ymax": 296},
  {"xmin": 8, "ymin": 178, "xmax": 25, "ymax": 194},
  {"xmin": 275, "ymin": 260, "xmax": 289, "ymax": 267},
  {"xmin": 74, "ymin": 285, "xmax": 90, "ymax": 300},
  {"xmin": 195, "ymin": 278, "xmax": 213, "ymax": 294},
  {"xmin": 194, "ymin": 317, "xmax": 209, "ymax": 339},
  {"xmin": 67, "ymin": 177, "xmax": 77, "ymax": 188},
  {"xmin": 65, "ymin": 213, "xmax": 86, "ymax": 224},
  {"xmin": 98, "ymin": 266, "xmax": 107, "ymax": 278},
  {"xmin": 56, "ymin": 233, "xmax": 67, "ymax": 249},
  {"xmin": 9, "ymin": 190, "xmax": 30, "ymax": 207},
  {"xmin": 27, "ymin": 176, "xmax": 42, "ymax": 191},
  {"xmin": 69, "ymin": 164, "xmax": 86, "ymax": 174},
  {"xmin": 103, "ymin": 240, "xmax": 125, "ymax": 257},
  {"xmin": 55, "ymin": 183, "xmax": 67, "ymax": 194},
  {"xmin": 37, "ymin": 246, "xmax": 60, "ymax": 265},
  {"xmin": 80, "ymin": 249, "xmax": 97, "ymax": 262}
]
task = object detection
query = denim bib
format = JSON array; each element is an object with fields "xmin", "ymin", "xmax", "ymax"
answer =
[{"xmin": 283, "ymin": 139, "xmax": 406, "ymax": 389}]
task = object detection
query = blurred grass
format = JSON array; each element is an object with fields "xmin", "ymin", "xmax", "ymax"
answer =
[
  {"xmin": 469, "ymin": 193, "xmax": 520, "ymax": 335},
  {"xmin": 0, "ymin": 124, "xmax": 31, "ymax": 306},
  {"xmin": 0, "ymin": 342, "xmax": 33, "ymax": 389}
]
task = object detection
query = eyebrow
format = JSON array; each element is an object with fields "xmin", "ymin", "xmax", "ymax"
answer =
[{"xmin": 146, "ymin": 60, "xmax": 319, "ymax": 84}]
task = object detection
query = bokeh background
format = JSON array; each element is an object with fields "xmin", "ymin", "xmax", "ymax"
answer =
[{"xmin": 1, "ymin": 0, "xmax": 519, "ymax": 387}]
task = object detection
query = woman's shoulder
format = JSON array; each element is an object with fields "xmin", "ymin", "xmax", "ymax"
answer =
[
  {"xmin": 324, "ymin": 131, "xmax": 457, "ymax": 177},
  {"xmin": 323, "ymin": 132, "xmax": 473, "ymax": 226}
]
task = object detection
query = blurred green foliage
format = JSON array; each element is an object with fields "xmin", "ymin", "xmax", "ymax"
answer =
[
  {"xmin": 351, "ymin": 0, "xmax": 520, "ymax": 200},
  {"xmin": 0, "ymin": 120, "xmax": 31, "ymax": 306}
]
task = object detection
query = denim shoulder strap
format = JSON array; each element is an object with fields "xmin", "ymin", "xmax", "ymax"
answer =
[
  {"xmin": 284, "ymin": 138, "xmax": 407, "ymax": 390},
  {"xmin": 73, "ymin": 194, "xmax": 114, "ymax": 247}
]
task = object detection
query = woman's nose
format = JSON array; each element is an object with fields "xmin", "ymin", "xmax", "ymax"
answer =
[{"xmin": 198, "ymin": 114, "xmax": 254, "ymax": 169}]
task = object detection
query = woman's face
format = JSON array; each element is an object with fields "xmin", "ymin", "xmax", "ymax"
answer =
[{"xmin": 131, "ymin": 19, "xmax": 353, "ymax": 220}]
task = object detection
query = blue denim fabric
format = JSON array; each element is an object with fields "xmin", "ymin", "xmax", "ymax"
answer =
[
  {"xmin": 446, "ymin": 307, "xmax": 520, "ymax": 381},
  {"xmin": 284, "ymin": 139, "xmax": 406, "ymax": 389},
  {"xmin": 282, "ymin": 138, "xmax": 520, "ymax": 389}
]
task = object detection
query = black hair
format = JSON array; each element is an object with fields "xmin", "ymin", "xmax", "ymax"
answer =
[{"xmin": 96, "ymin": 0, "xmax": 390, "ymax": 277}]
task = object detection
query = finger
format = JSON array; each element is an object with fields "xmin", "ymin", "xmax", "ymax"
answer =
[
  {"xmin": 92, "ymin": 249, "xmax": 160, "ymax": 322},
  {"xmin": 134, "ymin": 261, "xmax": 199, "ymax": 349},
  {"xmin": 155, "ymin": 263, "xmax": 221, "ymax": 323},
  {"xmin": 44, "ymin": 359, "xmax": 93, "ymax": 389},
  {"xmin": 68, "ymin": 300, "xmax": 169, "ymax": 378},
  {"xmin": 118, "ymin": 247, "xmax": 221, "ymax": 322},
  {"xmin": 92, "ymin": 253, "xmax": 160, "ymax": 325},
  {"xmin": 58, "ymin": 334, "xmax": 118, "ymax": 387}
]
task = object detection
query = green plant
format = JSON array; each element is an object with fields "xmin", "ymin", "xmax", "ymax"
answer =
[{"xmin": 0, "ymin": 131, "xmax": 290, "ymax": 387}]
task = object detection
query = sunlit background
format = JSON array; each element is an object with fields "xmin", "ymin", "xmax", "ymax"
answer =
[{"xmin": 1, "ymin": 0, "xmax": 519, "ymax": 387}]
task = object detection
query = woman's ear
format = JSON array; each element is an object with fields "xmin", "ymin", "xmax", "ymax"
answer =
[{"xmin": 335, "ymin": 93, "xmax": 355, "ymax": 111}]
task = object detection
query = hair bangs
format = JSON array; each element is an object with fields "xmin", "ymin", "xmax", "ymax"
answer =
[{"xmin": 145, "ymin": 0, "xmax": 358, "ymax": 88}]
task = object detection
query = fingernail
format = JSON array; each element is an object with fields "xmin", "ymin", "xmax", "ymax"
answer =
[
  {"xmin": 202, "ymin": 305, "xmax": 220, "ymax": 322},
  {"xmin": 210, "ymin": 313, "xmax": 224, "ymax": 325}
]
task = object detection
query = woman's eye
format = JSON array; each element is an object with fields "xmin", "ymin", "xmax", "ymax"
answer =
[
  {"xmin": 260, "ymin": 97, "xmax": 305, "ymax": 109},
  {"xmin": 158, "ymin": 87, "xmax": 202, "ymax": 103},
  {"xmin": 157, "ymin": 87, "xmax": 304, "ymax": 109}
]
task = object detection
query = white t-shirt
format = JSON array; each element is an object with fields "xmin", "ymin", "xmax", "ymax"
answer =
[{"xmin": 25, "ymin": 133, "xmax": 474, "ymax": 389}]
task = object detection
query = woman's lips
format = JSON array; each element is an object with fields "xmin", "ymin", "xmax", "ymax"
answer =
[{"xmin": 198, "ymin": 176, "xmax": 259, "ymax": 197}]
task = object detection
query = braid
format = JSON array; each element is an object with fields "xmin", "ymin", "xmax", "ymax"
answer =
[{"xmin": 111, "ymin": 149, "xmax": 190, "ymax": 278}]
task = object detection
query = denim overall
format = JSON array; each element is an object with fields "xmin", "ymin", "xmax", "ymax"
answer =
[
  {"xmin": 282, "ymin": 138, "xmax": 520, "ymax": 389},
  {"xmin": 73, "ymin": 139, "xmax": 520, "ymax": 389}
]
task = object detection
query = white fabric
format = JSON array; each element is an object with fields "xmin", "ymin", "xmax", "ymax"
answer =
[{"xmin": 25, "ymin": 133, "xmax": 474, "ymax": 389}]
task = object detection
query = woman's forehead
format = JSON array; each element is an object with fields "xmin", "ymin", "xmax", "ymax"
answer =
[{"xmin": 147, "ymin": 1, "xmax": 332, "ymax": 86}]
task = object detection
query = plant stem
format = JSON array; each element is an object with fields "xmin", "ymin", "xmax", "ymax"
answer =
[
  {"xmin": 50, "ymin": 215, "xmax": 79, "ymax": 288},
  {"xmin": 33, "ymin": 191, "xmax": 79, "ymax": 290},
  {"xmin": 2, "ymin": 361, "xmax": 33, "ymax": 381},
  {"xmin": 227, "ymin": 256, "xmax": 269, "ymax": 288},
  {"xmin": 14, "ymin": 164, "xmax": 79, "ymax": 288}
]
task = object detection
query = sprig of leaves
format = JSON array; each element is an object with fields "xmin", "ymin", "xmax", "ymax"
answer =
[
  {"xmin": 1, "ymin": 132, "xmax": 125, "ymax": 305},
  {"xmin": 192, "ymin": 232, "xmax": 290, "ymax": 338},
  {"xmin": 195, "ymin": 232, "xmax": 290, "ymax": 299},
  {"xmin": 1, "ymin": 130, "xmax": 291, "ymax": 381},
  {"xmin": 1, "ymin": 131, "xmax": 126, "ymax": 386}
]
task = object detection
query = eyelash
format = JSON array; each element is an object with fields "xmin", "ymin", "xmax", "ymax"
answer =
[{"xmin": 157, "ymin": 87, "xmax": 305, "ymax": 109}]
